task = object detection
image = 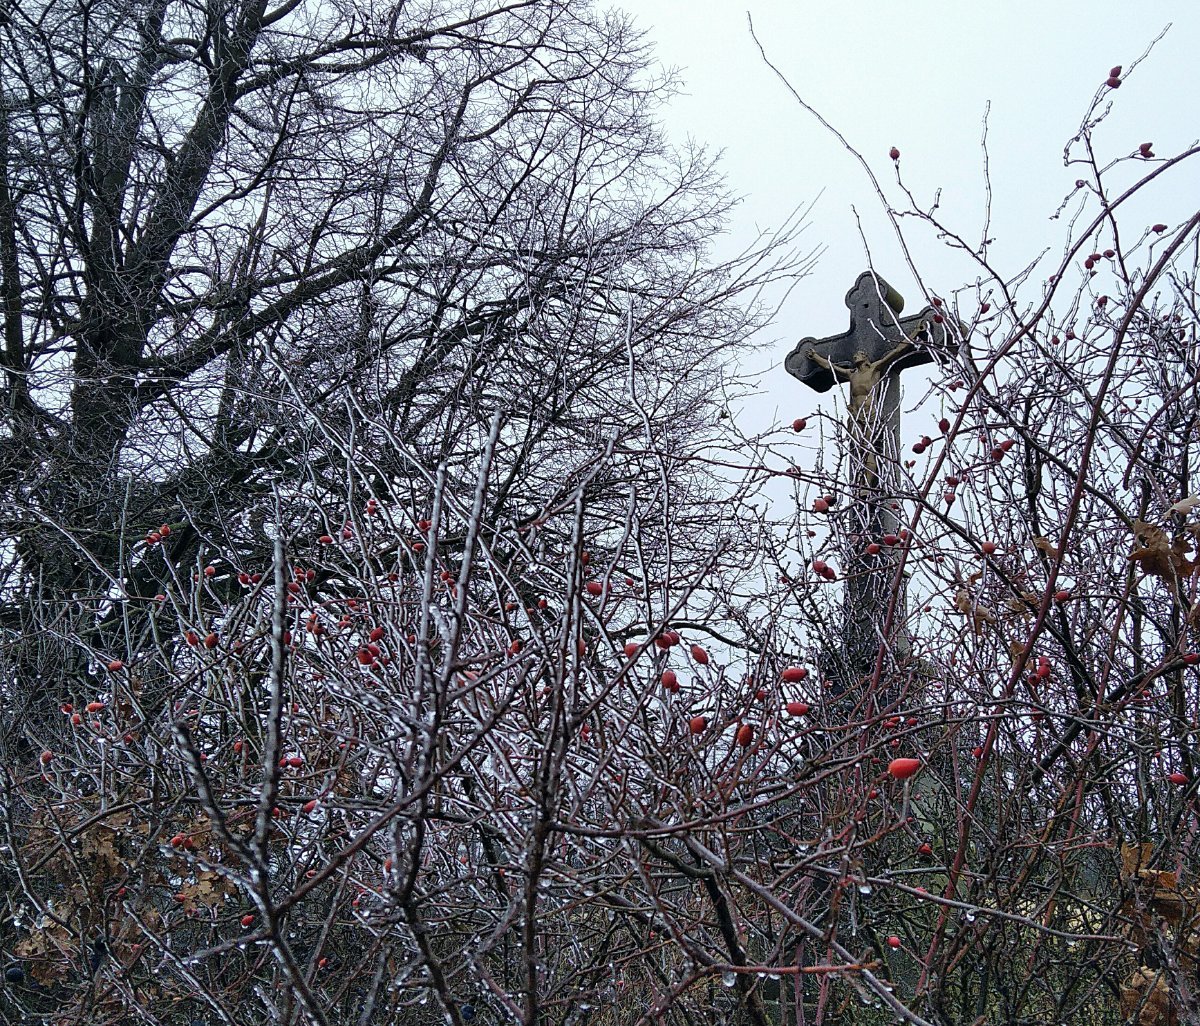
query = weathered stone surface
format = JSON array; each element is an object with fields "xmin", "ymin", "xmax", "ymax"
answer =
[{"xmin": 784, "ymin": 271, "xmax": 957, "ymax": 393}]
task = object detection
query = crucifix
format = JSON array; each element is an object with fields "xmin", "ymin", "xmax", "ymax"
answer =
[{"xmin": 785, "ymin": 271, "xmax": 959, "ymax": 682}]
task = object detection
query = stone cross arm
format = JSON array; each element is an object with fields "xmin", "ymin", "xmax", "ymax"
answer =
[{"xmin": 784, "ymin": 271, "xmax": 960, "ymax": 393}]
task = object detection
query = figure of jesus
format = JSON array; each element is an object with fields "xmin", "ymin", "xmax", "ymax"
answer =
[{"xmin": 806, "ymin": 326, "xmax": 927, "ymax": 488}]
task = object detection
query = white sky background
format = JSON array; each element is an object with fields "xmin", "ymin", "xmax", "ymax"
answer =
[{"xmin": 625, "ymin": 1, "xmax": 1200, "ymax": 443}]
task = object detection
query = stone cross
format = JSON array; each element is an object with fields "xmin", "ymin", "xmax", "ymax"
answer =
[
  {"xmin": 784, "ymin": 272, "xmax": 950, "ymax": 394},
  {"xmin": 785, "ymin": 271, "xmax": 959, "ymax": 684}
]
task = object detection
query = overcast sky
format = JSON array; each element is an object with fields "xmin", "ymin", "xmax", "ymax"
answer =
[{"xmin": 626, "ymin": 2, "xmax": 1200, "ymax": 434}]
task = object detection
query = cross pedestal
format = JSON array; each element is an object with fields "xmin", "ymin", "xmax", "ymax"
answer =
[{"xmin": 785, "ymin": 271, "xmax": 959, "ymax": 687}]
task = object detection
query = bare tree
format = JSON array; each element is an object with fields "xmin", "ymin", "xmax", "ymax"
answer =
[{"xmin": 0, "ymin": 0, "xmax": 799, "ymax": 741}]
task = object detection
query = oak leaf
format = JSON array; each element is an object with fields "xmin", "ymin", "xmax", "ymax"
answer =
[{"xmin": 1128, "ymin": 520, "xmax": 1197, "ymax": 581}]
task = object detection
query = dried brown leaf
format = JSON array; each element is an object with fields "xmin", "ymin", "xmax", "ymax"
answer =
[
  {"xmin": 1032, "ymin": 536, "xmax": 1061, "ymax": 560},
  {"xmin": 1129, "ymin": 520, "xmax": 1198, "ymax": 581},
  {"xmin": 954, "ymin": 589, "xmax": 997, "ymax": 634}
]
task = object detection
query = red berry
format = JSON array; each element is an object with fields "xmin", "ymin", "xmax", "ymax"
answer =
[
  {"xmin": 302, "ymin": 799, "xmax": 318, "ymax": 814},
  {"xmin": 86, "ymin": 701, "xmax": 105, "ymax": 713},
  {"xmin": 888, "ymin": 757, "xmax": 921, "ymax": 780},
  {"xmin": 918, "ymin": 843, "xmax": 933, "ymax": 856},
  {"xmin": 1109, "ymin": 65, "xmax": 1122, "ymax": 78},
  {"xmin": 241, "ymin": 914, "xmax": 255, "ymax": 928},
  {"xmin": 736, "ymin": 724, "xmax": 754, "ymax": 747},
  {"xmin": 204, "ymin": 632, "xmax": 219, "ymax": 649},
  {"xmin": 1152, "ymin": 223, "xmax": 1168, "ymax": 233},
  {"xmin": 781, "ymin": 666, "xmax": 808, "ymax": 682},
  {"xmin": 689, "ymin": 715, "xmax": 707, "ymax": 735},
  {"xmin": 690, "ymin": 644, "xmax": 709, "ymax": 666},
  {"xmin": 585, "ymin": 581, "xmax": 603, "ymax": 596},
  {"xmin": 107, "ymin": 659, "xmax": 124, "ymax": 672},
  {"xmin": 1053, "ymin": 590, "xmax": 1071, "ymax": 603},
  {"xmin": 1168, "ymin": 771, "xmax": 1189, "ymax": 785},
  {"xmin": 318, "ymin": 534, "xmax": 334, "ymax": 544},
  {"xmin": 981, "ymin": 541, "xmax": 997, "ymax": 555},
  {"xmin": 792, "ymin": 417, "xmax": 807, "ymax": 432},
  {"xmin": 889, "ymin": 146, "xmax": 900, "ymax": 160},
  {"xmin": 972, "ymin": 746, "xmax": 984, "ymax": 759},
  {"xmin": 785, "ymin": 701, "xmax": 809, "ymax": 717},
  {"xmin": 40, "ymin": 750, "xmax": 53, "ymax": 764},
  {"xmin": 1106, "ymin": 76, "xmax": 1121, "ymax": 88},
  {"xmin": 812, "ymin": 497, "xmax": 829, "ymax": 513},
  {"xmin": 1184, "ymin": 653, "xmax": 1199, "ymax": 665},
  {"xmin": 624, "ymin": 642, "xmax": 639, "ymax": 658},
  {"xmin": 185, "ymin": 630, "xmax": 199, "ymax": 646},
  {"xmin": 662, "ymin": 670, "xmax": 678, "ymax": 690},
  {"xmin": 1139, "ymin": 142, "xmax": 1154, "ymax": 158},
  {"xmin": 887, "ymin": 936, "xmax": 901, "ymax": 949}
]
